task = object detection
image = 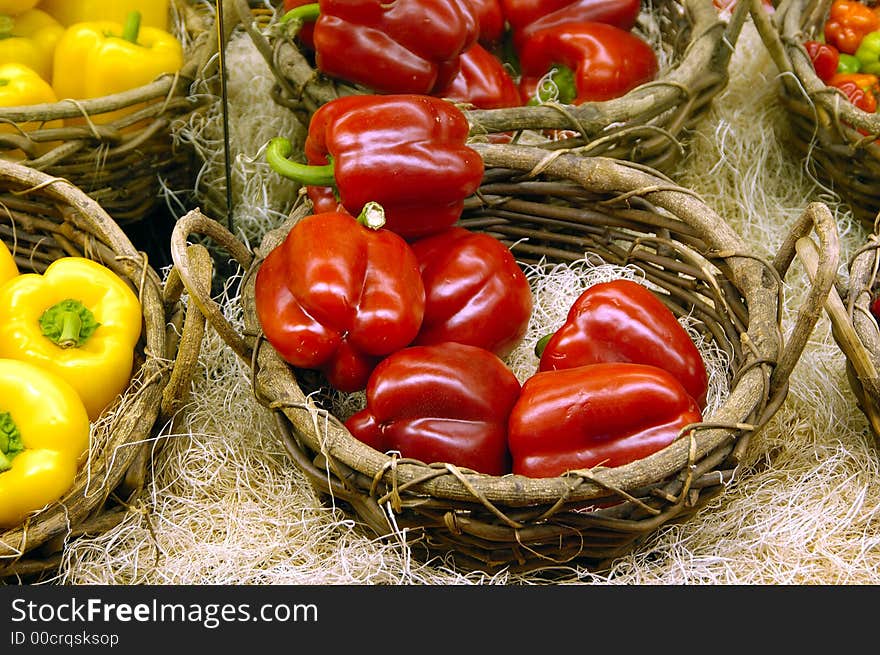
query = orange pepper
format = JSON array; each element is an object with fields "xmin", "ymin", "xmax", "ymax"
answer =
[
  {"xmin": 825, "ymin": 0, "xmax": 880, "ymax": 54},
  {"xmin": 828, "ymin": 71, "xmax": 879, "ymax": 112}
]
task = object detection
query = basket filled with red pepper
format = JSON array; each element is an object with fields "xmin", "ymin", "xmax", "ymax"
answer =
[
  {"xmin": 750, "ymin": 0, "xmax": 880, "ymax": 229},
  {"xmin": 168, "ymin": 92, "xmax": 840, "ymax": 572},
  {"xmin": 0, "ymin": 157, "xmax": 203, "ymax": 581},
  {"xmin": 0, "ymin": 0, "xmax": 222, "ymax": 227},
  {"xmin": 235, "ymin": 0, "xmax": 749, "ymax": 174}
]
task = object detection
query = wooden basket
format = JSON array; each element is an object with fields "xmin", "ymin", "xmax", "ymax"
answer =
[
  {"xmin": 751, "ymin": 0, "xmax": 880, "ymax": 229},
  {"xmin": 0, "ymin": 0, "xmax": 222, "ymax": 227},
  {"xmin": 0, "ymin": 159, "xmax": 205, "ymax": 581},
  {"xmin": 234, "ymin": 0, "xmax": 749, "ymax": 174},
  {"xmin": 169, "ymin": 144, "xmax": 838, "ymax": 574},
  {"xmin": 798, "ymin": 220, "xmax": 880, "ymax": 442}
]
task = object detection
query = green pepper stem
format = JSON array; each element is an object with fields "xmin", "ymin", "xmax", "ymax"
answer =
[
  {"xmin": 39, "ymin": 299, "xmax": 101, "ymax": 349},
  {"xmin": 122, "ymin": 10, "xmax": 142, "ymax": 44},
  {"xmin": 281, "ymin": 3, "xmax": 320, "ymax": 23},
  {"xmin": 530, "ymin": 65, "xmax": 577, "ymax": 105},
  {"xmin": 534, "ymin": 332, "xmax": 554, "ymax": 358},
  {"xmin": 266, "ymin": 137, "xmax": 336, "ymax": 187},
  {"xmin": 0, "ymin": 411, "xmax": 23, "ymax": 473},
  {"xmin": 357, "ymin": 201, "xmax": 386, "ymax": 230},
  {"xmin": 0, "ymin": 79, "xmax": 8, "ymax": 87},
  {"xmin": 0, "ymin": 14, "xmax": 13, "ymax": 40}
]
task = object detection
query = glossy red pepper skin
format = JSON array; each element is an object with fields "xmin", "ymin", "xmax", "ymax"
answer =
[
  {"xmin": 825, "ymin": 0, "xmax": 880, "ymax": 55},
  {"xmin": 345, "ymin": 342, "xmax": 521, "ymax": 475},
  {"xmin": 409, "ymin": 226, "xmax": 533, "ymax": 358},
  {"xmin": 502, "ymin": 0, "xmax": 641, "ymax": 49},
  {"xmin": 466, "ymin": 0, "xmax": 506, "ymax": 47},
  {"xmin": 304, "ymin": 94, "xmax": 485, "ymax": 241},
  {"xmin": 508, "ymin": 362, "xmax": 703, "ymax": 478},
  {"xmin": 432, "ymin": 43, "xmax": 523, "ymax": 109},
  {"xmin": 828, "ymin": 71, "xmax": 879, "ymax": 112},
  {"xmin": 253, "ymin": 210, "xmax": 426, "ymax": 393},
  {"xmin": 804, "ymin": 40, "xmax": 840, "ymax": 82},
  {"xmin": 311, "ymin": 0, "xmax": 479, "ymax": 94},
  {"xmin": 537, "ymin": 279, "xmax": 708, "ymax": 408},
  {"xmin": 518, "ymin": 21, "xmax": 658, "ymax": 104}
]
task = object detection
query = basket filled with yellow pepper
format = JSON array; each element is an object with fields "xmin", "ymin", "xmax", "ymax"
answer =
[
  {"xmin": 750, "ymin": 0, "xmax": 880, "ymax": 229},
  {"xmin": 0, "ymin": 157, "xmax": 206, "ymax": 581},
  {"xmin": 240, "ymin": 0, "xmax": 749, "ymax": 175},
  {"xmin": 0, "ymin": 0, "xmax": 220, "ymax": 226}
]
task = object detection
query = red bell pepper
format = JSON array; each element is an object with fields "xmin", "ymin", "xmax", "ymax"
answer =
[
  {"xmin": 828, "ymin": 71, "xmax": 879, "ymax": 112},
  {"xmin": 282, "ymin": 0, "xmax": 479, "ymax": 94},
  {"xmin": 535, "ymin": 279, "xmax": 709, "ymax": 408},
  {"xmin": 253, "ymin": 206, "xmax": 426, "ymax": 393},
  {"xmin": 804, "ymin": 40, "xmax": 841, "ymax": 82},
  {"xmin": 825, "ymin": 0, "xmax": 880, "ymax": 55},
  {"xmin": 345, "ymin": 341, "xmax": 521, "ymax": 475},
  {"xmin": 508, "ymin": 362, "xmax": 703, "ymax": 478},
  {"xmin": 409, "ymin": 226, "xmax": 533, "ymax": 358},
  {"xmin": 266, "ymin": 94, "xmax": 485, "ymax": 241},
  {"xmin": 466, "ymin": 0, "xmax": 505, "ymax": 47},
  {"xmin": 432, "ymin": 42, "xmax": 523, "ymax": 109},
  {"xmin": 518, "ymin": 21, "xmax": 658, "ymax": 104},
  {"xmin": 501, "ymin": 0, "xmax": 641, "ymax": 49}
]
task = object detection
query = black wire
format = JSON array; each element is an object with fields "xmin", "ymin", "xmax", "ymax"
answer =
[{"xmin": 216, "ymin": 0, "xmax": 234, "ymax": 231}]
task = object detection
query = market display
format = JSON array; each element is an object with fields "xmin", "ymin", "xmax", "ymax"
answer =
[{"xmin": 6, "ymin": 0, "xmax": 880, "ymax": 583}]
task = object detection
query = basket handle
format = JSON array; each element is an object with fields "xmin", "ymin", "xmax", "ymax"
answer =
[
  {"xmin": 768, "ymin": 201, "xmax": 840, "ymax": 402},
  {"xmin": 169, "ymin": 207, "xmax": 256, "ymax": 363}
]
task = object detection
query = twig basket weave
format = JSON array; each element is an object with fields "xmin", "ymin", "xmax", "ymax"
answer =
[
  {"xmin": 750, "ymin": 0, "xmax": 880, "ymax": 229},
  {"xmin": 0, "ymin": 159, "xmax": 203, "ymax": 581},
  {"xmin": 236, "ymin": 0, "xmax": 749, "ymax": 174},
  {"xmin": 169, "ymin": 144, "xmax": 838, "ymax": 573},
  {"xmin": 798, "ymin": 221, "xmax": 880, "ymax": 443},
  {"xmin": 0, "ymin": 0, "xmax": 221, "ymax": 226}
]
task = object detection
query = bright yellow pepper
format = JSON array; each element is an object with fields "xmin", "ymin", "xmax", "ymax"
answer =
[
  {"xmin": 0, "ymin": 8, "xmax": 64, "ymax": 81},
  {"xmin": 0, "ymin": 357, "xmax": 90, "ymax": 529},
  {"xmin": 0, "ymin": 257, "xmax": 143, "ymax": 421},
  {"xmin": 0, "ymin": 62, "xmax": 61, "ymax": 158},
  {"xmin": 0, "ymin": 1, "xmax": 37, "ymax": 15},
  {"xmin": 0, "ymin": 241, "xmax": 17, "ymax": 287},
  {"xmin": 51, "ymin": 10, "xmax": 183, "ymax": 125},
  {"xmin": 36, "ymin": 0, "xmax": 169, "ymax": 31}
]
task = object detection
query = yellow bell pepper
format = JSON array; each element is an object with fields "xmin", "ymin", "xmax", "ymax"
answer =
[
  {"xmin": 0, "ymin": 257, "xmax": 143, "ymax": 421},
  {"xmin": 0, "ymin": 241, "xmax": 17, "ymax": 287},
  {"xmin": 0, "ymin": 8, "xmax": 64, "ymax": 81},
  {"xmin": 0, "ymin": 62, "xmax": 61, "ymax": 158},
  {"xmin": 0, "ymin": 358, "xmax": 90, "ymax": 529},
  {"xmin": 36, "ymin": 0, "xmax": 169, "ymax": 31},
  {"xmin": 51, "ymin": 10, "xmax": 183, "ymax": 125},
  {"xmin": 0, "ymin": 1, "xmax": 37, "ymax": 15}
]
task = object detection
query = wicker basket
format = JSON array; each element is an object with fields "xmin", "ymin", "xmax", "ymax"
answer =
[
  {"xmin": 0, "ymin": 158, "xmax": 205, "ymax": 581},
  {"xmin": 168, "ymin": 144, "xmax": 838, "ymax": 574},
  {"xmin": 0, "ymin": 0, "xmax": 222, "ymax": 227},
  {"xmin": 797, "ymin": 220, "xmax": 880, "ymax": 442},
  {"xmin": 233, "ymin": 0, "xmax": 749, "ymax": 174},
  {"xmin": 750, "ymin": 0, "xmax": 880, "ymax": 229}
]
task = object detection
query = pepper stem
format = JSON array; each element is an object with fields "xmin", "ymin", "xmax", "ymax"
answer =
[
  {"xmin": 0, "ymin": 411, "xmax": 23, "ymax": 473},
  {"xmin": 121, "ymin": 10, "xmax": 142, "ymax": 44},
  {"xmin": 281, "ymin": 3, "xmax": 321, "ymax": 23},
  {"xmin": 0, "ymin": 14, "xmax": 13, "ymax": 40},
  {"xmin": 534, "ymin": 332, "xmax": 554, "ymax": 358},
  {"xmin": 529, "ymin": 65, "xmax": 577, "ymax": 105},
  {"xmin": 357, "ymin": 201, "xmax": 386, "ymax": 230},
  {"xmin": 266, "ymin": 137, "xmax": 336, "ymax": 187},
  {"xmin": 39, "ymin": 298, "xmax": 101, "ymax": 349}
]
